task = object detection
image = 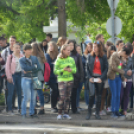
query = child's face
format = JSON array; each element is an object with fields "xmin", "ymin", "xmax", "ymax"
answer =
[
  {"xmin": 49, "ymin": 43, "xmax": 54, "ymax": 51},
  {"xmin": 9, "ymin": 38, "xmax": 16, "ymax": 47},
  {"xmin": 87, "ymin": 45, "xmax": 92, "ymax": 52},
  {"xmin": 24, "ymin": 49, "xmax": 32, "ymax": 56},
  {"xmin": 13, "ymin": 45, "xmax": 20, "ymax": 53},
  {"xmin": 69, "ymin": 43, "xmax": 74, "ymax": 51},
  {"xmin": 76, "ymin": 46, "xmax": 81, "ymax": 55}
]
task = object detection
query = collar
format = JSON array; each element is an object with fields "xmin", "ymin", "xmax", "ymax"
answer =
[{"xmin": 25, "ymin": 56, "xmax": 31, "ymax": 59}]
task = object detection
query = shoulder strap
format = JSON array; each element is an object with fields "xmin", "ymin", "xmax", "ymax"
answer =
[{"xmin": 5, "ymin": 48, "xmax": 8, "ymax": 62}]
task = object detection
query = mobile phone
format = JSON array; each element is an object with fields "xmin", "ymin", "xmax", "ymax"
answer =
[{"xmin": 94, "ymin": 78, "xmax": 99, "ymax": 83}]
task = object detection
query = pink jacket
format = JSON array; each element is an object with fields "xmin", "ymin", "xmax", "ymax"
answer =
[{"xmin": 6, "ymin": 53, "xmax": 24, "ymax": 79}]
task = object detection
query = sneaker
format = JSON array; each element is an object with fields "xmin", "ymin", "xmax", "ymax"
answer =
[
  {"xmin": 107, "ymin": 107, "xmax": 111, "ymax": 113},
  {"xmin": 78, "ymin": 107, "xmax": 84, "ymax": 111},
  {"xmin": 111, "ymin": 112, "xmax": 118, "ymax": 119},
  {"xmin": 93, "ymin": 104, "xmax": 96, "ymax": 109},
  {"xmin": 77, "ymin": 108, "xmax": 81, "ymax": 113},
  {"xmin": 1, "ymin": 109, "xmax": 7, "ymax": 114},
  {"xmin": 92, "ymin": 112, "xmax": 96, "ymax": 115},
  {"xmin": 22, "ymin": 115, "xmax": 26, "ymax": 119},
  {"xmin": 13, "ymin": 109, "xmax": 21, "ymax": 115},
  {"xmin": 51, "ymin": 108, "xmax": 58, "ymax": 113},
  {"xmin": 7, "ymin": 111, "xmax": 14, "ymax": 116},
  {"xmin": 30, "ymin": 114, "xmax": 39, "ymax": 118},
  {"xmin": 38, "ymin": 109, "xmax": 45, "ymax": 115},
  {"xmin": 100, "ymin": 110, "xmax": 107, "ymax": 116},
  {"xmin": 72, "ymin": 110, "xmax": 81, "ymax": 114},
  {"xmin": 63, "ymin": 114, "xmax": 72, "ymax": 120},
  {"xmin": 57, "ymin": 115, "xmax": 62, "ymax": 120}
]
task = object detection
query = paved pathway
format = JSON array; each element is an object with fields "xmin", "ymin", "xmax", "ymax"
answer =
[{"xmin": 0, "ymin": 102, "xmax": 134, "ymax": 129}]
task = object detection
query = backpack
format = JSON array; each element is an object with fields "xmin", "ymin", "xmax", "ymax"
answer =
[{"xmin": 44, "ymin": 62, "xmax": 51, "ymax": 82}]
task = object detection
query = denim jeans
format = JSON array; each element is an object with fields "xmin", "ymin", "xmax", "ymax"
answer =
[
  {"xmin": 21, "ymin": 77, "xmax": 37, "ymax": 115},
  {"xmin": 76, "ymin": 82, "xmax": 83, "ymax": 108},
  {"xmin": 84, "ymin": 82, "xmax": 89, "ymax": 105},
  {"xmin": 108, "ymin": 76, "xmax": 122, "ymax": 113},
  {"xmin": 37, "ymin": 88, "xmax": 44, "ymax": 107},
  {"xmin": 7, "ymin": 72, "xmax": 22, "ymax": 111}
]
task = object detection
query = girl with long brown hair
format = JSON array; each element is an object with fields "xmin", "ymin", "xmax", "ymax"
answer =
[
  {"xmin": 56, "ymin": 36, "xmax": 67, "ymax": 52},
  {"xmin": 86, "ymin": 41, "xmax": 108, "ymax": 120},
  {"xmin": 45, "ymin": 41, "xmax": 59, "ymax": 113},
  {"xmin": 39, "ymin": 39, "xmax": 48, "ymax": 54},
  {"xmin": 31, "ymin": 42, "xmax": 46, "ymax": 115},
  {"xmin": 68, "ymin": 40, "xmax": 84, "ymax": 114}
]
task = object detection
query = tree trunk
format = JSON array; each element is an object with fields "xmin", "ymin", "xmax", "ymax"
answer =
[{"xmin": 58, "ymin": 0, "xmax": 66, "ymax": 37}]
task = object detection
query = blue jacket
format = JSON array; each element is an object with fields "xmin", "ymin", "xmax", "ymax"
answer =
[
  {"xmin": 45, "ymin": 53, "xmax": 57, "ymax": 84},
  {"xmin": 19, "ymin": 56, "xmax": 41, "ymax": 78}
]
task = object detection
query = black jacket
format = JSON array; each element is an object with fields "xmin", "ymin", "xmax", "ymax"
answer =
[
  {"xmin": 70, "ymin": 53, "xmax": 84, "ymax": 88},
  {"xmin": 81, "ymin": 43, "xmax": 86, "ymax": 54},
  {"xmin": 86, "ymin": 54, "xmax": 108, "ymax": 81}
]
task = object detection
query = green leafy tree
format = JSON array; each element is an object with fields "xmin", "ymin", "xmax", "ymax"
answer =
[
  {"xmin": 116, "ymin": 0, "xmax": 134, "ymax": 42},
  {"xmin": 0, "ymin": 0, "xmax": 134, "ymax": 43},
  {"xmin": 0, "ymin": 0, "xmax": 57, "ymax": 43},
  {"xmin": 66, "ymin": 0, "xmax": 134, "ymax": 43}
]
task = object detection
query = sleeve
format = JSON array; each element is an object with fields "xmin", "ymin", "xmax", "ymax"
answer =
[
  {"xmin": 35, "ymin": 57, "xmax": 41, "ymax": 72},
  {"xmin": 110, "ymin": 54, "xmax": 125, "ymax": 75},
  {"xmin": 78, "ymin": 55, "xmax": 84, "ymax": 82},
  {"xmin": 71, "ymin": 58, "xmax": 76, "ymax": 74},
  {"xmin": 100, "ymin": 55, "xmax": 108, "ymax": 81},
  {"xmin": 124, "ymin": 58, "xmax": 132, "ymax": 76},
  {"xmin": 5, "ymin": 55, "xmax": 12, "ymax": 79},
  {"xmin": 45, "ymin": 54, "xmax": 51, "ymax": 66},
  {"xmin": 85, "ymin": 54, "xmax": 92, "ymax": 79},
  {"xmin": 54, "ymin": 58, "xmax": 64, "ymax": 75}
]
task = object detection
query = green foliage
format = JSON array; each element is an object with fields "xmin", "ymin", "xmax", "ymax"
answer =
[
  {"xmin": 0, "ymin": 0, "xmax": 134, "ymax": 43},
  {"xmin": 66, "ymin": 0, "xmax": 134, "ymax": 43},
  {"xmin": 0, "ymin": 0, "xmax": 56, "ymax": 43},
  {"xmin": 86, "ymin": 23, "xmax": 110, "ymax": 42},
  {"xmin": 116, "ymin": 0, "xmax": 134, "ymax": 42}
]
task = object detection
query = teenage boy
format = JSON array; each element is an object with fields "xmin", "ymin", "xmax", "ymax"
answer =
[
  {"xmin": 46, "ymin": 33, "xmax": 52, "ymax": 42},
  {"xmin": 1, "ymin": 36, "xmax": 17, "ymax": 112}
]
